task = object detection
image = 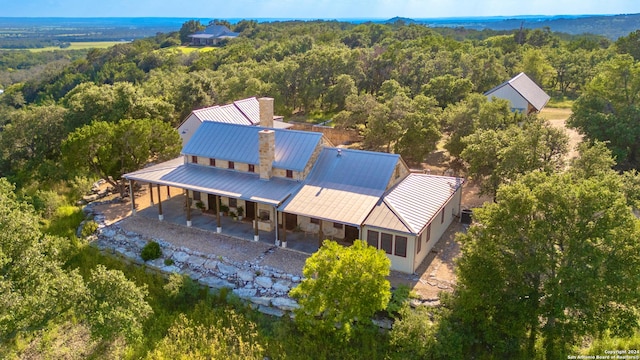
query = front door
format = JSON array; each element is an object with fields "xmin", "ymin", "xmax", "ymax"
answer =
[
  {"xmin": 245, "ymin": 201, "xmax": 256, "ymax": 220},
  {"xmin": 345, "ymin": 225, "xmax": 359, "ymax": 243},
  {"xmin": 285, "ymin": 213, "xmax": 298, "ymax": 231}
]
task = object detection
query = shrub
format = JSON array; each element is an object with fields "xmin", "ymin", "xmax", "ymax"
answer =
[
  {"xmin": 164, "ymin": 258, "xmax": 174, "ymax": 266},
  {"xmin": 141, "ymin": 241, "xmax": 162, "ymax": 261},
  {"xmin": 81, "ymin": 220, "xmax": 99, "ymax": 237}
]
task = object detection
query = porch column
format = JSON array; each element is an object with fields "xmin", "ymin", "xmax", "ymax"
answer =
[
  {"xmin": 280, "ymin": 212, "xmax": 287, "ymax": 248},
  {"xmin": 185, "ymin": 190, "xmax": 192, "ymax": 227},
  {"xmin": 318, "ymin": 221, "xmax": 323, "ymax": 248},
  {"xmin": 253, "ymin": 202, "xmax": 259, "ymax": 242},
  {"xmin": 167, "ymin": 186, "xmax": 171, "ymax": 198},
  {"xmin": 149, "ymin": 183, "xmax": 154, "ymax": 206},
  {"xmin": 129, "ymin": 180, "xmax": 136, "ymax": 215},
  {"xmin": 156, "ymin": 184, "xmax": 163, "ymax": 221},
  {"xmin": 215, "ymin": 194, "xmax": 221, "ymax": 233}
]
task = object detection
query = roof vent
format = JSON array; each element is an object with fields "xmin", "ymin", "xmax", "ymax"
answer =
[{"xmin": 337, "ymin": 148, "xmax": 342, "ymax": 157}]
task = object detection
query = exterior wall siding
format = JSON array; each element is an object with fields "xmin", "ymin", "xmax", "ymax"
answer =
[
  {"xmin": 412, "ymin": 186, "xmax": 463, "ymax": 271},
  {"xmin": 488, "ymin": 86, "xmax": 528, "ymax": 113},
  {"xmin": 361, "ymin": 228, "xmax": 416, "ymax": 273},
  {"xmin": 177, "ymin": 115, "xmax": 202, "ymax": 146}
]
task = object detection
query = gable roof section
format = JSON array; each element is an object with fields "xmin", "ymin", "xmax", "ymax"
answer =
[
  {"xmin": 484, "ymin": 72, "xmax": 550, "ymax": 112},
  {"xmin": 123, "ymin": 157, "xmax": 299, "ymax": 206},
  {"xmin": 365, "ymin": 174, "xmax": 464, "ymax": 235},
  {"xmin": 233, "ymin": 97, "xmax": 260, "ymax": 124},
  {"xmin": 279, "ymin": 148, "xmax": 400, "ymax": 226},
  {"xmin": 182, "ymin": 122, "xmax": 323, "ymax": 172},
  {"xmin": 192, "ymin": 103, "xmax": 252, "ymax": 126}
]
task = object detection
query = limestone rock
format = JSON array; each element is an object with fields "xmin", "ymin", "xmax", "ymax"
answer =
[
  {"xmin": 271, "ymin": 297, "xmax": 299, "ymax": 311},
  {"xmin": 255, "ymin": 276, "xmax": 273, "ymax": 289}
]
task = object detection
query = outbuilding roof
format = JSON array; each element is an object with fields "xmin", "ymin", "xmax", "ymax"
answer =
[
  {"xmin": 484, "ymin": 72, "xmax": 550, "ymax": 112},
  {"xmin": 182, "ymin": 122, "xmax": 323, "ymax": 172},
  {"xmin": 279, "ymin": 148, "xmax": 401, "ymax": 226},
  {"xmin": 365, "ymin": 174, "xmax": 464, "ymax": 234},
  {"xmin": 123, "ymin": 157, "xmax": 300, "ymax": 206}
]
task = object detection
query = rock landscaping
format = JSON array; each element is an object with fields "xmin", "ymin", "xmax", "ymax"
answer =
[{"xmin": 83, "ymin": 202, "xmax": 302, "ymax": 317}]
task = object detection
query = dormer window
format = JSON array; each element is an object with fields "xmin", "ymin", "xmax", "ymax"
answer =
[
  {"xmin": 192, "ymin": 156, "xmax": 198, "ymax": 164},
  {"xmin": 248, "ymin": 164, "xmax": 255, "ymax": 173},
  {"xmin": 228, "ymin": 161, "xmax": 235, "ymax": 170},
  {"xmin": 286, "ymin": 170, "xmax": 293, "ymax": 178},
  {"xmin": 209, "ymin": 158, "xmax": 216, "ymax": 166}
]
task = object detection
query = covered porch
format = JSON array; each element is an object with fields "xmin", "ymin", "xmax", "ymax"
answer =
[{"xmin": 131, "ymin": 186, "xmax": 321, "ymax": 254}]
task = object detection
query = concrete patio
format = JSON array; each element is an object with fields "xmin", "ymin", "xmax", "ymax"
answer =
[{"xmin": 135, "ymin": 193, "xmax": 325, "ymax": 254}]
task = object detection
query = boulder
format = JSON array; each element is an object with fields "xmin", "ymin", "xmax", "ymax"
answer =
[
  {"xmin": 271, "ymin": 297, "xmax": 299, "ymax": 311},
  {"xmin": 217, "ymin": 263, "xmax": 238, "ymax": 276},
  {"xmin": 233, "ymin": 288, "xmax": 257, "ymax": 299},
  {"xmin": 272, "ymin": 280, "xmax": 292, "ymax": 293},
  {"xmin": 250, "ymin": 296, "xmax": 273, "ymax": 307},
  {"xmin": 237, "ymin": 270, "xmax": 255, "ymax": 282},
  {"xmin": 255, "ymin": 276, "xmax": 273, "ymax": 289},
  {"xmin": 172, "ymin": 251, "xmax": 190, "ymax": 263},
  {"xmin": 200, "ymin": 276, "xmax": 235, "ymax": 289}
]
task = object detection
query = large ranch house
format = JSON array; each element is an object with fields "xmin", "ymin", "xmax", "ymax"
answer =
[{"xmin": 125, "ymin": 98, "xmax": 464, "ymax": 274}]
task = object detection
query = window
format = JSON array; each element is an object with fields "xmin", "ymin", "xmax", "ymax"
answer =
[
  {"xmin": 191, "ymin": 155, "xmax": 198, "ymax": 164},
  {"xmin": 259, "ymin": 210, "xmax": 270, "ymax": 221},
  {"xmin": 209, "ymin": 158, "xmax": 216, "ymax": 166},
  {"xmin": 228, "ymin": 198, "xmax": 237, "ymax": 208},
  {"xmin": 381, "ymin": 233, "xmax": 393, "ymax": 254},
  {"xmin": 228, "ymin": 161, "xmax": 235, "ymax": 170},
  {"xmin": 417, "ymin": 233, "xmax": 422, "ymax": 254},
  {"xmin": 310, "ymin": 218, "xmax": 320, "ymax": 225},
  {"xmin": 248, "ymin": 164, "xmax": 255, "ymax": 173},
  {"xmin": 441, "ymin": 208, "xmax": 445, "ymax": 223},
  {"xmin": 426, "ymin": 223, "xmax": 431, "ymax": 243},
  {"xmin": 395, "ymin": 236, "xmax": 407, "ymax": 257},
  {"xmin": 367, "ymin": 230, "xmax": 379, "ymax": 248},
  {"xmin": 333, "ymin": 222, "xmax": 343, "ymax": 229},
  {"xmin": 286, "ymin": 170, "xmax": 293, "ymax": 178},
  {"xmin": 193, "ymin": 191, "xmax": 201, "ymax": 201}
]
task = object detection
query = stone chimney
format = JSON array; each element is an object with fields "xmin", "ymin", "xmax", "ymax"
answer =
[
  {"xmin": 259, "ymin": 97, "xmax": 274, "ymax": 128},
  {"xmin": 258, "ymin": 129, "xmax": 275, "ymax": 180}
]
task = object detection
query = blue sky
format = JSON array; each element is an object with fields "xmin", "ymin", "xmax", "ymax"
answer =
[{"xmin": 4, "ymin": 0, "xmax": 640, "ymax": 18}]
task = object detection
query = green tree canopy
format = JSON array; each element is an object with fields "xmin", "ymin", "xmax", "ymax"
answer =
[
  {"xmin": 290, "ymin": 240, "xmax": 391, "ymax": 337},
  {"xmin": 461, "ymin": 117, "xmax": 568, "ymax": 198},
  {"xmin": 444, "ymin": 171, "xmax": 640, "ymax": 358},
  {"xmin": 82, "ymin": 265, "xmax": 152, "ymax": 342},
  {"xmin": 568, "ymin": 54, "xmax": 640, "ymax": 168},
  {"xmin": 0, "ymin": 178, "xmax": 86, "ymax": 338},
  {"xmin": 62, "ymin": 118, "xmax": 181, "ymax": 195}
]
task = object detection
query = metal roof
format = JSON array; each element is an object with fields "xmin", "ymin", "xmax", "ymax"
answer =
[
  {"xmin": 365, "ymin": 174, "xmax": 464, "ymax": 234},
  {"xmin": 233, "ymin": 97, "xmax": 260, "ymax": 124},
  {"xmin": 182, "ymin": 122, "xmax": 323, "ymax": 172},
  {"xmin": 188, "ymin": 25, "xmax": 239, "ymax": 38},
  {"xmin": 484, "ymin": 72, "xmax": 550, "ymax": 112},
  {"xmin": 123, "ymin": 158, "xmax": 300, "ymax": 206},
  {"xmin": 279, "ymin": 148, "xmax": 400, "ymax": 226},
  {"xmin": 192, "ymin": 105, "xmax": 252, "ymax": 126}
]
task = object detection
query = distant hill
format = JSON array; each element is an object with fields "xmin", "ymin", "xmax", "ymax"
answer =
[{"xmin": 391, "ymin": 13, "xmax": 640, "ymax": 39}]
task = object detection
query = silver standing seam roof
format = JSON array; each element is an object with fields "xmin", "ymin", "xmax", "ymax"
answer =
[
  {"xmin": 364, "ymin": 174, "xmax": 464, "ymax": 235},
  {"xmin": 123, "ymin": 157, "xmax": 300, "ymax": 206},
  {"xmin": 182, "ymin": 122, "xmax": 323, "ymax": 172},
  {"xmin": 279, "ymin": 148, "xmax": 400, "ymax": 226},
  {"xmin": 484, "ymin": 72, "xmax": 550, "ymax": 112}
]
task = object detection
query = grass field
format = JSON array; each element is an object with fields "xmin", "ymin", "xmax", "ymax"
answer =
[
  {"xmin": 176, "ymin": 46, "xmax": 216, "ymax": 54},
  {"xmin": 23, "ymin": 41, "xmax": 129, "ymax": 52}
]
